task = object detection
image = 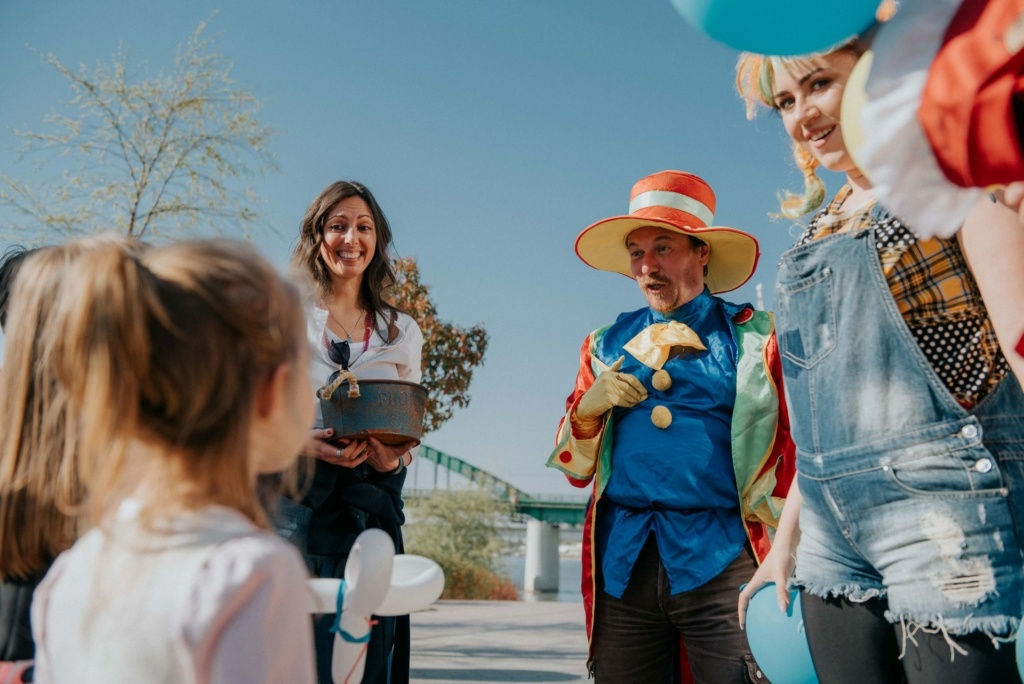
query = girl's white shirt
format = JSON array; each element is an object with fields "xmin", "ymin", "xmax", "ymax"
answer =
[
  {"xmin": 32, "ymin": 501, "xmax": 315, "ymax": 684},
  {"xmin": 306, "ymin": 305, "xmax": 424, "ymax": 429}
]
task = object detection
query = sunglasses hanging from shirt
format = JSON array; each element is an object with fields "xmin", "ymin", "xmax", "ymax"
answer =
[{"xmin": 323, "ymin": 311, "xmax": 372, "ymax": 382}]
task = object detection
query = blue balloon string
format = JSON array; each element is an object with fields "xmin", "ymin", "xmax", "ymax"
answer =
[{"xmin": 329, "ymin": 580, "xmax": 372, "ymax": 644}]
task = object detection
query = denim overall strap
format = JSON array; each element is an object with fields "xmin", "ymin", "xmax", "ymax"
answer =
[{"xmin": 777, "ymin": 230, "xmax": 965, "ymax": 463}]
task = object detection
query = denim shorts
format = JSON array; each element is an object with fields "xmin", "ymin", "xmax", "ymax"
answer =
[{"xmin": 792, "ymin": 422, "xmax": 1024, "ymax": 639}]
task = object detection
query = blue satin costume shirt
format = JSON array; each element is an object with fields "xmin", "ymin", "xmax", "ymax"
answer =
[{"xmin": 595, "ymin": 287, "xmax": 746, "ymax": 598}]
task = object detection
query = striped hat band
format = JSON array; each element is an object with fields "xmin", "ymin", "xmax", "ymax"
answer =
[{"xmin": 628, "ymin": 189, "xmax": 715, "ymax": 227}]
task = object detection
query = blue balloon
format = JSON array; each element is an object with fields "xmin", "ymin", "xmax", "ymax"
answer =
[
  {"xmin": 1017, "ymin": 625, "xmax": 1024, "ymax": 680},
  {"xmin": 744, "ymin": 583, "xmax": 819, "ymax": 684},
  {"xmin": 670, "ymin": 0, "xmax": 879, "ymax": 56}
]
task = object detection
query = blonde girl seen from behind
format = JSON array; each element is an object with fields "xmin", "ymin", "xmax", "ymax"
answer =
[{"xmin": 30, "ymin": 238, "xmax": 316, "ymax": 684}]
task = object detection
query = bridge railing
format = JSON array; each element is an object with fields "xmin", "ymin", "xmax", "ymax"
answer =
[{"xmin": 410, "ymin": 445, "xmax": 590, "ymax": 525}]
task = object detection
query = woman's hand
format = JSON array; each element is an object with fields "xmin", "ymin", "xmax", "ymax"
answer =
[
  {"xmin": 303, "ymin": 428, "xmax": 371, "ymax": 468},
  {"xmin": 303, "ymin": 428, "xmax": 335, "ymax": 459},
  {"xmin": 737, "ymin": 542, "xmax": 797, "ymax": 630},
  {"xmin": 363, "ymin": 437, "xmax": 418, "ymax": 473},
  {"xmin": 738, "ymin": 478, "xmax": 803, "ymax": 630}
]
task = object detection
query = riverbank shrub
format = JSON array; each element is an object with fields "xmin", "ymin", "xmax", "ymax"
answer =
[{"xmin": 404, "ymin": 489, "xmax": 519, "ymax": 600}]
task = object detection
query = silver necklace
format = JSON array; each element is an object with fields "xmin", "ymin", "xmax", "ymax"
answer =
[{"xmin": 326, "ymin": 306, "xmax": 364, "ymax": 343}]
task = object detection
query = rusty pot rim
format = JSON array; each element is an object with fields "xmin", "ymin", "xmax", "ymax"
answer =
[{"xmin": 334, "ymin": 379, "xmax": 426, "ymax": 389}]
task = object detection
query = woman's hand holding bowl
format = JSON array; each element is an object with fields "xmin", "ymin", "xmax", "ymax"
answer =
[{"xmin": 304, "ymin": 428, "xmax": 371, "ymax": 468}]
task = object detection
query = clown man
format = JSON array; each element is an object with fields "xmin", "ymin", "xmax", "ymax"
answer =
[{"xmin": 548, "ymin": 170, "xmax": 796, "ymax": 683}]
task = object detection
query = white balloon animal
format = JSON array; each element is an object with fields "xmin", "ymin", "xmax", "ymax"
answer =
[{"xmin": 305, "ymin": 529, "xmax": 445, "ymax": 684}]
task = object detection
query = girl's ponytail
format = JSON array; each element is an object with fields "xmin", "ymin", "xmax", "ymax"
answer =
[
  {"xmin": 48, "ymin": 241, "xmax": 157, "ymax": 518},
  {"xmin": 61, "ymin": 239, "xmax": 303, "ymax": 526}
]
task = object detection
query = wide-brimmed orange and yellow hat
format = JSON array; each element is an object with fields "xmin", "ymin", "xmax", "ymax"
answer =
[{"xmin": 574, "ymin": 170, "xmax": 760, "ymax": 294}]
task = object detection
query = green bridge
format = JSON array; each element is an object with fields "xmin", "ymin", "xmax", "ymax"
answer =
[{"xmin": 408, "ymin": 444, "xmax": 588, "ymax": 526}]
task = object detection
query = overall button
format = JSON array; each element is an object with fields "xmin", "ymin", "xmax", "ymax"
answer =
[
  {"xmin": 960, "ymin": 424, "xmax": 979, "ymax": 440},
  {"xmin": 974, "ymin": 458, "xmax": 993, "ymax": 474}
]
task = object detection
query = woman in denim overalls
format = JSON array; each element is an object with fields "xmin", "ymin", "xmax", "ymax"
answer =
[{"xmin": 735, "ymin": 44, "xmax": 1024, "ymax": 682}]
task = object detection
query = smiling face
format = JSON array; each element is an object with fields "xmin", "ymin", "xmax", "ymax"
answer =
[
  {"xmin": 627, "ymin": 226, "xmax": 710, "ymax": 313},
  {"xmin": 318, "ymin": 195, "xmax": 377, "ymax": 284},
  {"xmin": 771, "ymin": 49, "xmax": 861, "ymax": 174}
]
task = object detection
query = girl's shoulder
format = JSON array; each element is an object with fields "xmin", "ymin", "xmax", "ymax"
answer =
[
  {"xmin": 193, "ymin": 523, "xmax": 309, "ymax": 593},
  {"xmin": 179, "ymin": 520, "xmax": 312, "ymax": 661},
  {"xmin": 172, "ymin": 509, "xmax": 309, "ymax": 624},
  {"xmin": 33, "ymin": 507, "xmax": 314, "ymax": 682},
  {"xmin": 175, "ymin": 505, "xmax": 306, "ymax": 574}
]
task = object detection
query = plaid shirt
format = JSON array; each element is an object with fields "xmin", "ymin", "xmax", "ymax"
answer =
[{"xmin": 798, "ymin": 186, "xmax": 1008, "ymax": 407}]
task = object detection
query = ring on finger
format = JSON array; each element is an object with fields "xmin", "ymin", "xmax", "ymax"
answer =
[{"xmin": 336, "ymin": 447, "xmax": 342, "ymax": 458}]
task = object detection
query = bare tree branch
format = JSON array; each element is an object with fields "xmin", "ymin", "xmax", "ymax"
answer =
[{"xmin": 0, "ymin": 21, "xmax": 276, "ymax": 241}]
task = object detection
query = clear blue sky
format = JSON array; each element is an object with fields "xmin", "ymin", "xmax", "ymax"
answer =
[{"xmin": 0, "ymin": 0, "xmax": 835, "ymax": 495}]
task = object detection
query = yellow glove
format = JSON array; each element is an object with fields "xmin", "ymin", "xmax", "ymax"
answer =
[{"xmin": 573, "ymin": 356, "xmax": 648, "ymax": 433}]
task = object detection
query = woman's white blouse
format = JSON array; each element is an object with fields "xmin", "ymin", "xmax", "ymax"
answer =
[{"xmin": 306, "ymin": 306, "xmax": 424, "ymax": 429}]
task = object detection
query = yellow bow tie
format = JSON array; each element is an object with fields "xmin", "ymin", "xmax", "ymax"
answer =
[{"xmin": 623, "ymin": 321, "xmax": 706, "ymax": 370}]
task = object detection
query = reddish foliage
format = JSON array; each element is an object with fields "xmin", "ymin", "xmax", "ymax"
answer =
[{"xmin": 441, "ymin": 561, "xmax": 519, "ymax": 601}]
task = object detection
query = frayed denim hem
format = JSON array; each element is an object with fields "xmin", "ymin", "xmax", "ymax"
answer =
[
  {"xmin": 790, "ymin": 579, "xmax": 1021, "ymax": 659},
  {"xmin": 888, "ymin": 612, "xmax": 1019, "ymax": 662},
  {"xmin": 789, "ymin": 578, "xmax": 886, "ymax": 603}
]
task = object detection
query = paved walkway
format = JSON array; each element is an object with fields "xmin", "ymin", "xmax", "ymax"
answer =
[{"xmin": 409, "ymin": 600, "xmax": 589, "ymax": 683}]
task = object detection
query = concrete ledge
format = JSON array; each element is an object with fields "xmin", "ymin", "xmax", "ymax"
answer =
[{"xmin": 410, "ymin": 600, "xmax": 588, "ymax": 682}]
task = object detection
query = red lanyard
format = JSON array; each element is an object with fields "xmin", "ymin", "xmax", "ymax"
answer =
[{"xmin": 322, "ymin": 312, "xmax": 372, "ymax": 356}]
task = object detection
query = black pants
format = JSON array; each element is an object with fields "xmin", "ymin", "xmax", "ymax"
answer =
[
  {"xmin": 592, "ymin": 535, "xmax": 760, "ymax": 683},
  {"xmin": 801, "ymin": 593, "xmax": 1021, "ymax": 684},
  {"xmin": 273, "ymin": 495, "xmax": 407, "ymax": 684}
]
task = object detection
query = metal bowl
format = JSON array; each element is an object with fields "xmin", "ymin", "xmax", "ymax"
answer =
[{"xmin": 319, "ymin": 379, "xmax": 427, "ymax": 446}]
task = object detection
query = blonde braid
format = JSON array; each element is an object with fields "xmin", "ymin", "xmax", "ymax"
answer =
[{"xmin": 779, "ymin": 142, "xmax": 827, "ymax": 219}]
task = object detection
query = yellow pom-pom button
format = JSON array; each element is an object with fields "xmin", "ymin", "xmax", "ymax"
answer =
[
  {"xmin": 651, "ymin": 405, "xmax": 672, "ymax": 429},
  {"xmin": 652, "ymin": 370, "xmax": 672, "ymax": 391}
]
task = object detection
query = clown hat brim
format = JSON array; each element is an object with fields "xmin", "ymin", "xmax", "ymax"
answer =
[{"xmin": 575, "ymin": 216, "xmax": 760, "ymax": 294}]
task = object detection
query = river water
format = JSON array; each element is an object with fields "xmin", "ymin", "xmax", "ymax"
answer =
[{"xmin": 501, "ymin": 554, "xmax": 583, "ymax": 602}]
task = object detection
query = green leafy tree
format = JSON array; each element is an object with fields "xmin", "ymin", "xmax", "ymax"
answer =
[
  {"xmin": 387, "ymin": 257, "xmax": 489, "ymax": 433},
  {"xmin": 404, "ymin": 489, "xmax": 517, "ymax": 600},
  {"xmin": 0, "ymin": 21, "xmax": 275, "ymax": 241}
]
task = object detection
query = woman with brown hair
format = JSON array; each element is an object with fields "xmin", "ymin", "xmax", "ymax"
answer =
[
  {"xmin": 0, "ymin": 242, "xmax": 104, "ymax": 675},
  {"xmin": 284, "ymin": 180, "xmax": 423, "ymax": 683}
]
